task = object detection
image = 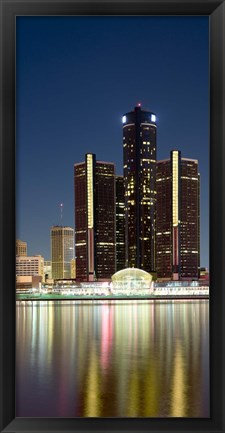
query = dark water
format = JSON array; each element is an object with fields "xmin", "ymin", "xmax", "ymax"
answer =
[{"xmin": 16, "ymin": 300, "xmax": 209, "ymax": 417}]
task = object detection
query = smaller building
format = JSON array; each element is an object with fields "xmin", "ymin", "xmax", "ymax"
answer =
[
  {"xmin": 16, "ymin": 240, "xmax": 27, "ymax": 256},
  {"xmin": 16, "ymin": 255, "xmax": 44, "ymax": 281},
  {"xmin": 44, "ymin": 260, "xmax": 52, "ymax": 281},
  {"xmin": 111, "ymin": 268, "xmax": 153, "ymax": 295},
  {"xmin": 199, "ymin": 267, "xmax": 209, "ymax": 281},
  {"xmin": 16, "ymin": 275, "xmax": 42, "ymax": 291},
  {"xmin": 51, "ymin": 226, "xmax": 74, "ymax": 280}
]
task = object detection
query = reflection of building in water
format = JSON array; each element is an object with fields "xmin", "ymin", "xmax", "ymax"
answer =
[
  {"xmin": 16, "ymin": 298, "xmax": 209, "ymax": 417},
  {"xmin": 111, "ymin": 267, "xmax": 153, "ymax": 294}
]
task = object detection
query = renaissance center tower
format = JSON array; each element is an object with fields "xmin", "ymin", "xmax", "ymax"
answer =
[{"xmin": 122, "ymin": 104, "xmax": 157, "ymax": 273}]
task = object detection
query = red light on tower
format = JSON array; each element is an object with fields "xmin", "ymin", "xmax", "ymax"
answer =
[{"xmin": 137, "ymin": 102, "xmax": 141, "ymax": 107}]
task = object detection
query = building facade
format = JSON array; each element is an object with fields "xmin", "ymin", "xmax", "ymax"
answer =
[
  {"xmin": 156, "ymin": 151, "xmax": 200, "ymax": 280},
  {"xmin": 16, "ymin": 255, "xmax": 44, "ymax": 281},
  {"xmin": 51, "ymin": 226, "xmax": 74, "ymax": 280},
  {"xmin": 16, "ymin": 239, "xmax": 27, "ymax": 256},
  {"xmin": 70, "ymin": 258, "xmax": 76, "ymax": 279},
  {"xmin": 116, "ymin": 176, "xmax": 125, "ymax": 271},
  {"xmin": 44, "ymin": 260, "xmax": 52, "ymax": 281},
  {"xmin": 122, "ymin": 104, "xmax": 157, "ymax": 272},
  {"xmin": 74, "ymin": 153, "xmax": 116, "ymax": 281}
]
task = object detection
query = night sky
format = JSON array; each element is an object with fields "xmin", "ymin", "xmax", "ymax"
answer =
[{"xmin": 16, "ymin": 16, "xmax": 209, "ymax": 267}]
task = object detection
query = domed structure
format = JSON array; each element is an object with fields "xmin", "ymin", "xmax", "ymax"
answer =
[{"xmin": 111, "ymin": 268, "xmax": 152, "ymax": 295}]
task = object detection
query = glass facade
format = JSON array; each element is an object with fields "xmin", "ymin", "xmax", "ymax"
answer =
[
  {"xmin": 74, "ymin": 154, "xmax": 116, "ymax": 281},
  {"xmin": 95, "ymin": 161, "xmax": 116, "ymax": 279},
  {"xmin": 180, "ymin": 158, "xmax": 200, "ymax": 278},
  {"xmin": 116, "ymin": 176, "xmax": 125, "ymax": 271},
  {"xmin": 123, "ymin": 105, "xmax": 157, "ymax": 273},
  {"xmin": 111, "ymin": 267, "xmax": 152, "ymax": 294},
  {"xmin": 156, "ymin": 152, "xmax": 200, "ymax": 279},
  {"xmin": 74, "ymin": 162, "xmax": 87, "ymax": 280},
  {"xmin": 51, "ymin": 226, "xmax": 74, "ymax": 280},
  {"xmin": 156, "ymin": 159, "xmax": 173, "ymax": 278}
]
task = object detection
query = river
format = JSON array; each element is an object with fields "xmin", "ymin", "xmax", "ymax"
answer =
[{"xmin": 16, "ymin": 299, "xmax": 209, "ymax": 417}]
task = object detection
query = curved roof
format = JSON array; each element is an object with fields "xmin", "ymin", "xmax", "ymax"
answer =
[{"xmin": 112, "ymin": 267, "xmax": 152, "ymax": 282}]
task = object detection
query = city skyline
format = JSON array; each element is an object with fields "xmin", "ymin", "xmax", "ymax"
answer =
[{"xmin": 16, "ymin": 16, "xmax": 209, "ymax": 267}]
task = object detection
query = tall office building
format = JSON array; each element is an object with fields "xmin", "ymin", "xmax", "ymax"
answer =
[
  {"xmin": 116, "ymin": 176, "xmax": 125, "ymax": 271},
  {"xmin": 51, "ymin": 226, "xmax": 74, "ymax": 280},
  {"xmin": 156, "ymin": 150, "xmax": 200, "ymax": 280},
  {"xmin": 74, "ymin": 154, "xmax": 116, "ymax": 281},
  {"xmin": 16, "ymin": 239, "xmax": 27, "ymax": 256},
  {"xmin": 122, "ymin": 104, "xmax": 157, "ymax": 272}
]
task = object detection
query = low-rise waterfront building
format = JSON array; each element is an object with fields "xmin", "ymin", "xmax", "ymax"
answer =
[
  {"xmin": 111, "ymin": 268, "xmax": 153, "ymax": 294},
  {"xmin": 16, "ymin": 275, "xmax": 42, "ymax": 291}
]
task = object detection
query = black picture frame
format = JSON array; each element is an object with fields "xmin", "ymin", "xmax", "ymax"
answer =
[{"xmin": 0, "ymin": 1, "xmax": 224, "ymax": 432}]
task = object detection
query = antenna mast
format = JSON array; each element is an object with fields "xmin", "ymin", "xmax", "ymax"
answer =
[{"xmin": 60, "ymin": 203, "xmax": 63, "ymax": 223}]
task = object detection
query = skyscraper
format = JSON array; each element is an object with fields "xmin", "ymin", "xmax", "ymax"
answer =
[
  {"xmin": 74, "ymin": 153, "xmax": 116, "ymax": 281},
  {"xmin": 115, "ymin": 176, "xmax": 125, "ymax": 271},
  {"xmin": 122, "ymin": 104, "xmax": 157, "ymax": 272},
  {"xmin": 156, "ymin": 151, "xmax": 200, "ymax": 280},
  {"xmin": 51, "ymin": 226, "xmax": 74, "ymax": 280}
]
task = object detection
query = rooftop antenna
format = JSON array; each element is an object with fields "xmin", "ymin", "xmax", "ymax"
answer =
[{"xmin": 60, "ymin": 203, "xmax": 63, "ymax": 224}]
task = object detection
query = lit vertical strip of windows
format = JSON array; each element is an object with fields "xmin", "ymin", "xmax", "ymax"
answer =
[
  {"xmin": 172, "ymin": 151, "xmax": 179, "ymax": 227},
  {"xmin": 86, "ymin": 154, "xmax": 94, "ymax": 279},
  {"xmin": 172, "ymin": 151, "xmax": 180, "ymax": 275},
  {"xmin": 87, "ymin": 154, "xmax": 94, "ymax": 229}
]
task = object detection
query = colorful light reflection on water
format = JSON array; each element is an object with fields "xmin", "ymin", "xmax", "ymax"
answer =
[{"xmin": 16, "ymin": 300, "xmax": 209, "ymax": 417}]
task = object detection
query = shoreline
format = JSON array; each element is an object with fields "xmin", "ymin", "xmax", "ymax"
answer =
[{"xmin": 16, "ymin": 294, "xmax": 209, "ymax": 302}]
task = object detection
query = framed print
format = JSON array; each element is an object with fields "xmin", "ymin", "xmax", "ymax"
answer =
[{"xmin": 0, "ymin": 1, "xmax": 225, "ymax": 433}]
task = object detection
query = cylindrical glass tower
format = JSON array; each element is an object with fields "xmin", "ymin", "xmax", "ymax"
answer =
[{"xmin": 122, "ymin": 104, "xmax": 157, "ymax": 272}]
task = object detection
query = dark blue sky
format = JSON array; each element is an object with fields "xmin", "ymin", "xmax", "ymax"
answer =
[{"xmin": 16, "ymin": 16, "xmax": 209, "ymax": 267}]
